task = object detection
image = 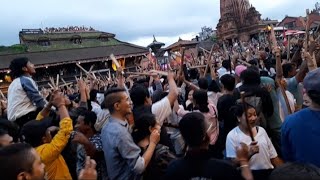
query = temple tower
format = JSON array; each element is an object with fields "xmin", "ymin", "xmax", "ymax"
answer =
[{"xmin": 217, "ymin": 0, "xmax": 262, "ymax": 42}]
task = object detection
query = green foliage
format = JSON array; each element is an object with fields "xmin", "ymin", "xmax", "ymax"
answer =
[
  {"xmin": 0, "ymin": 38, "xmax": 122, "ymax": 55},
  {"xmin": 0, "ymin": 44, "xmax": 27, "ymax": 55},
  {"xmin": 210, "ymin": 35, "xmax": 218, "ymax": 43}
]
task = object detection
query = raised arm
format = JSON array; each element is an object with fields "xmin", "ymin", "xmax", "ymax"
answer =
[
  {"xmin": 78, "ymin": 79, "xmax": 88, "ymax": 109},
  {"xmin": 117, "ymin": 129, "xmax": 160, "ymax": 174},
  {"xmin": 39, "ymin": 92, "xmax": 73, "ymax": 164},
  {"xmin": 151, "ymin": 75, "xmax": 164, "ymax": 102},
  {"xmin": 291, "ymin": 48, "xmax": 301, "ymax": 64},
  {"xmin": 295, "ymin": 60, "xmax": 308, "ymax": 83},
  {"xmin": 167, "ymin": 71, "xmax": 179, "ymax": 107},
  {"xmin": 303, "ymin": 49, "xmax": 317, "ymax": 71},
  {"xmin": 142, "ymin": 130, "xmax": 160, "ymax": 169},
  {"xmin": 36, "ymin": 93, "xmax": 54, "ymax": 120}
]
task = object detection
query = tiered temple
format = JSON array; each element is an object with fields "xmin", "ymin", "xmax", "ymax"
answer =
[{"xmin": 216, "ymin": 0, "xmax": 265, "ymax": 42}]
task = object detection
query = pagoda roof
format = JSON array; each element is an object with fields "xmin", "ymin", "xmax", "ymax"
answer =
[
  {"xmin": 197, "ymin": 40, "xmax": 215, "ymax": 51},
  {"xmin": 165, "ymin": 38, "xmax": 198, "ymax": 51},
  {"xmin": 147, "ymin": 35, "xmax": 165, "ymax": 48},
  {"xmin": 0, "ymin": 42, "xmax": 148, "ymax": 70}
]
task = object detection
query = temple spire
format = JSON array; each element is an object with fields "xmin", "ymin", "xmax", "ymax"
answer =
[{"xmin": 153, "ymin": 35, "xmax": 157, "ymax": 42}]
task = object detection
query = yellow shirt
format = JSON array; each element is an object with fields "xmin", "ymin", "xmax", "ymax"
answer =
[{"xmin": 35, "ymin": 116, "xmax": 73, "ymax": 180}]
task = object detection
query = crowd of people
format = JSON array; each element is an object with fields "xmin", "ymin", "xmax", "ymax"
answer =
[
  {"xmin": 43, "ymin": 26, "xmax": 96, "ymax": 33},
  {"xmin": 0, "ymin": 30, "xmax": 320, "ymax": 180}
]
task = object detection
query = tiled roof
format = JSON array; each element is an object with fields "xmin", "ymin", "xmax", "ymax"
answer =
[
  {"xmin": 165, "ymin": 38, "xmax": 198, "ymax": 51},
  {"xmin": 0, "ymin": 43, "xmax": 148, "ymax": 70}
]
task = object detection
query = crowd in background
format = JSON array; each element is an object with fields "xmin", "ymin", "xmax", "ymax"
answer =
[
  {"xmin": 43, "ymin": 26, "xmax": 96, "ymax": 33},
  {"xmin": 0, "ymin": 31, "xmax": 320, "ymax": 180}
]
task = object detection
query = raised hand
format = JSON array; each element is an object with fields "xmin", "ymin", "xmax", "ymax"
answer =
[
  {"xmin": 51, "ymin": 91, "xmax": 66, "ymax": 108},
  {"xmin": 149, "ymin": 129, "xmax": 160, "ymax": 146},
  {"xmin": 71, "ymin": 131, "xmax": 90, "ymax": 145},
  {"xmin": 77, "ymin": 79, "xmax": 87, "ymax": 92},
  {"xmin": 249, "ymin": 141, "xmax": 259, "ymax": 158},
  {"xmin": 78, "ymin": 156, "xmax": 97, "ymax": 180},
  {"xmin": 236, "ymin": 142, "xmax": 250, "ymax": 162}
]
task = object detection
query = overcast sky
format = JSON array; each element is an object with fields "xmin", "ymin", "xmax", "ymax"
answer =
[{"xmin": 0, "ymin": 0, "xmax": 318, "ymax": 47}]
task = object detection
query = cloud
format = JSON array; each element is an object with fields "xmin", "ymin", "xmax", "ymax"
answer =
[
  {"xmin": 251, "ymin": 0, "xmax": 318, "ymax": 20},
  {"xmin": 0, "ymin": 0, "xmax": 318, "ymax": 46}
]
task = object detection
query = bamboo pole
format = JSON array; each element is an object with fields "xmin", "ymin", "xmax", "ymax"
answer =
[
  {"xmin": 56, "ymin": 74, "xmax": 59, "ymax": 88},
  {"xmin": 61, "ymin": 78, "xmax": 68, "ymax": 86},
  {"xmin": 199, "ymin": 47, "xmax": 210, "ymax": 54},
  {"xmin": 108, "ymin": 69, "xmax": 111, "ymax": 81},
  {"xmin": 241, "ymin": 92, "xmax": 255, "ymax": 142},
  {"xmin": 97, "ymin": 72, "xmax": 107, "ymax": 82},
  {"xmin": 110, "ymin": 54, "xmax": 124, "ymax": 75},
  {"xmin": 126, "ymin": 72, "xmax": 151, "ymax": 76},
  {"xmin": 59, "ymin": 82, "xmax": 73, "ymax": 87},
  {"xmin": 204, "ymin": 45, "xmax": 215, "ymax": 76},
  {"xmin": 91, "ymin": 72, "xmax": 97, "ymax": 79},
  {"xmin": 49, "ymin": 77, "xmax": 56, "ymax": 89},
  {"xmin": 237, "ymin": 59, "xmax": 252, "ymax": 67},
  {"xmin": 306, "ymin": 9, "xmax": 310, "ymax": 52},
  {"xmin": 287, "ymin": 35, "xmax": 291, "ymax": 61},
  {"xmin": 76, "ymin": 63, "xmax": 95, "ymax": 79},
  {"xmin": 47, "ymin": 83, "xmax": 54, "ymax": 89},
  {"xmin": 189, "ymin": 65, "xmax": 207, "ymax": 69},
  {"xmin": 190, "ymin": 52, "xmax": 196, "ymax": 64},
  {"xmin": 148, "ymin": 70, "xmax": 168, "ymax": 76},
  {"xmin": 271, "ymin": 25, "xmax": 293, "ymax": 115},
  {"xmin": 0, "ymin": 90, "xmax": 6, "ymax": 101},
  {"xmin": 180, "ymin": 48, "xmax": 185, "ymax": 75},
  {"xmin": 89, "ymin": 64, "xmax": 95, "ymax": 73}
]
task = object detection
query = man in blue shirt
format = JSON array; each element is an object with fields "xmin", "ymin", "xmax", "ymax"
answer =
[
  {"xmin": 282, "ymin": 68, "xmax": 320, "ymax": 167},
  {"xmin": 101, "ymin": 88, "xmax": 160, "ymax": 180}
]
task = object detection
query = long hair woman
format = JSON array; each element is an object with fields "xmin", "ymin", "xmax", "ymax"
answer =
[
  {"xmin": 225, "ymin": 103, "xmax": 283, "ymax": 171},
  {"xmin": 132, "ymin": 113, "xmax": 176, "ymax": 180}
]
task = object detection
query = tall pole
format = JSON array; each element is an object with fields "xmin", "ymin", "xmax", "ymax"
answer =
[{"xmin": 287, "ymin": 35, "xmax": 291, "ymax": 61}]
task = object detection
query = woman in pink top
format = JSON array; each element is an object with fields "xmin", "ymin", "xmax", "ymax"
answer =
[{"xmin": 177, "ymin": 90, "xmax": 219, "ymax": 145}]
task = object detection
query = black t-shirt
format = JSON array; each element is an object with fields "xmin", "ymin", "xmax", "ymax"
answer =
[
  {"xmin": 217, "ymin": 94, "xmax": 238, "ymax": 134},
  {"xmin": 164, "ymin": 150, "xmax": 243, "ymax": 180}
]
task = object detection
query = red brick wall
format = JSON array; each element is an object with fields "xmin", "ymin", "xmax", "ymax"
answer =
[
  {"xmin": 279, "ymin": 13, "xmax": 320, "ymax": 30},
  {"xmin": 278, "ymin": 17, "xmax": 304, "ymax": 29},
  {"xmin": 309, "ymin": 13, "xmax": 320, "ymax": 25}
]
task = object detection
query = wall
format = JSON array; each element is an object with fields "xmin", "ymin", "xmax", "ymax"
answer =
[{"xmin": 278, "ymin": 13, "xmax": 320, "ymax": 30}]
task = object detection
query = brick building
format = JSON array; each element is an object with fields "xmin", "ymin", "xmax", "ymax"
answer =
[{"xmin": 278, "ymin": 11, "xmax": 320, "ymax": 31}]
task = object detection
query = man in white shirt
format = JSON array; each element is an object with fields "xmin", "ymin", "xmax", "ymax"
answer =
[
  {"xmin": 130, "ymin": 71, "xmax": 178, "ymax": 126},
  {"xmin": 217, "ymin": 60, "xmax": 235, "ymax": 78},
  {"xmin": 7, "ymin": 57, "xmax": 46, "ymax": 127}
]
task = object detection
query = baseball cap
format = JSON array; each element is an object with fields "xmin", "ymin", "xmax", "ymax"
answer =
[
  {"xmin": 20, "ymin": 118, "xmax": 53, "ymax": 147},
  {"xmin": 303, "ymin": 68, "xmax": 320, "ymax": 92}
]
